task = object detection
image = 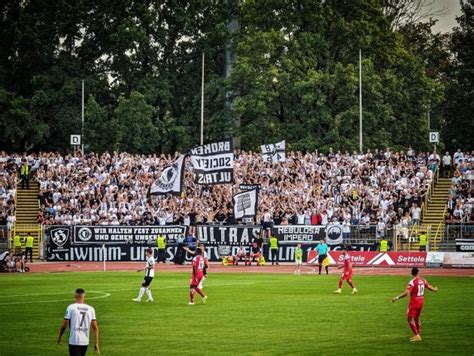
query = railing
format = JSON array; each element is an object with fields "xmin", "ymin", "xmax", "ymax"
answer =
[
  {"xmin": 445, "ymin": 224, "xmax": 474, "ymax": 240},
  {"xmin": 0, "ymin": 225, "xmax": 11, "ymax": 251},
  {"xmin": 421, "ymin": 166, "xmax": 439, "ymax": 221}
]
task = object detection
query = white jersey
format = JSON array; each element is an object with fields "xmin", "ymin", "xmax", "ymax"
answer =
[
  {"xmin": 145, "ymin": 256, "xmax": 155, "ymax": 278},
  {"xmin": 64, "ymin": 303, "xmax": 96, "ymax": 346}
]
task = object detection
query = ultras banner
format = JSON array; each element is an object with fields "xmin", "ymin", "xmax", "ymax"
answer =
[
  {"xmin": 190, "ymin": 139, "xmax": 234, "ymax": 184},
  {"xmin": 196, "ymin": 225, "xmax": 262, "ymax": 246}
]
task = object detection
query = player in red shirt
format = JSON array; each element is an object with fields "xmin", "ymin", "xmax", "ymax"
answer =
[
  {"xmin": 334, "ymin": 248, "xmax": 358, "ymax": 294},
  {"xmin": 392, "ymin": 267, "xmax": 438, "ymax": 342},
  {"xmin": 188, "ymin": 248, "xmax": 208, "ymax": 305}
]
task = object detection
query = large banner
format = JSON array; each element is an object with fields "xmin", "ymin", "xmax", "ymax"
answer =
[
  {"xmin": 190, "ymin": 139, "xmax": 234, "ymax": 184},
  {"xmin": 272, "ymin": 225, "xmax": 325, "ymax": 244},
  {"xmin": 197, "ymin": 225, "xmax": 262, "ymax": 246},
  {"xmin": 73, "ymin": 225, "xmax": 186, "ymax": 245},
  {"xmin": 150, "ymin": 154, "xmax": 186, "ymax": 195},
  {"xmin": 456, "ymin": 239, "xmax": 474, "ymax": 252},
  {"xmin": 306, "ymin": 251, "xmax": 427, "ymax": 267}
]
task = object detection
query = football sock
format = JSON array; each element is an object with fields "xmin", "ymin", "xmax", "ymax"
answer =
[
  {"xmin": 318, "ymin": 265, "xmax": 322, "ymax": 274},
  {"xmin": 138, "ymin": 287, "xmax": 145, "ymax": 299},
  {"xmin": 325, "ymin": 266, "xmax": 329, "ymax": 274},
  {"xmin": 347, "ymin": 280, "xmax": 355, "ymax": 289},
  {"xmin": 195, "ymin": 288, "xmax": 205, "ymax": 298},
  {"xmin": 190, "ymin": 289, "xmax": 195, "ymax": 303},
  {"xmin": 415, "ymin": 320, "xmax": 421, "ymax": 335},
  {"xmin": 409, "ymin": 321, "xmax": 419, "ymax": 336},
  {"xmin": 338, "ymin": 279, "xmax": 343, "ymax": 288},
  {"xmin": 145, "ymin": 288, "xmax": 153, "ymax": 300}
]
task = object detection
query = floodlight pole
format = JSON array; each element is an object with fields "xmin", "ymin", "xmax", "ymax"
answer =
[
  {"xmin": 200, "ymin": 52, "xmax": 205, "ymax": 146},
  {"xmin": 81, "ymin": 79, "xmax": 85, "ymax": 154},
  {"xmin": 359, "ymin": 49, "xmax": 363, "ymax": 153}
]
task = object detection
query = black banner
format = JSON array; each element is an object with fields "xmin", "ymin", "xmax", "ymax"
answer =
[
  {"xmin": 45, "ymin": 226, "xmax": 72, "ymax": 261},
  {"xmin": 239, "ymin": 183, "xmax": 261, "ymax": 191},
  {"xmin": 456, "ymin": 239, "xmax": 474, "ymax": 252},
  {"xmin": 197, "ymin": 225, "xmax": 262, "ymax": 246},
  {"xmin": 73, "ymin": 225, "xmax": 186, "ymax": 245},
  {"xmin": 272, "ymin": 225, "xmax": 326, "ymax": 244},
  {"xmin": 190, "ymin": 139, "xmax": 234, "ymax": 185}
]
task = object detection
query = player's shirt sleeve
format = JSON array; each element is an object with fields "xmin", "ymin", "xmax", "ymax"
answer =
[
  {"xmin": 64, "ymin": 305, "xmax": 72, "ymax": 320},
  {"xmin": 90, "ymin": 306, "xmax": 96, "ymax": 321},
  {"xmin": 407, "ymin": 280, "xmax": 414, "ymax": 292}
]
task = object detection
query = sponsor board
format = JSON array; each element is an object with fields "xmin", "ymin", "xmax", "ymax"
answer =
[
  {"xmin": 455, "ymin": 239, "xmax": 474, "ymax": 252},
  {"xmin": 306, "ymin": 251, "xmax": 427, "ymax": 267},
  {"xmin": 426, "ymin": 252, "xmax": 445, "ymax": 267},
  {"xmin": 442, "ymin": 252, "xmax": 474, "ymax": 267}
]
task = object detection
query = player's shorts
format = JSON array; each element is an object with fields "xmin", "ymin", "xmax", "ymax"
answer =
[
  {"xmin": 190, "ymin": 275, "xmax": 203, "ymax": 288},
  {"xmin": 295, "ymin": 258, "xmax": 302, "ymax": 265},
  {"xmin": 318, "ymin": 254, "xmax": 327, "ymax": 264},
  {"xmin": 69, "ymin": 344, "xmax": 88, "ymax": 356},
  {"xmin": 407, "ymin": 305, "xmax": 423, "ymax": 318},
  {"xmin": 142, "ymin": 276, "xmax": 153, "ymax": 287},
  {"xmin": 341, "ymin": 272, "xmax": 352, "ymax": 280},
  {"xmin": 198, "ymin": 275, "xmax": 206, "ymax": 289}
]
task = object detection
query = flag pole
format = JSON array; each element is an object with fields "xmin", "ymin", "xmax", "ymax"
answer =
[
  {"xmin": 200, "ymin": 52, "xmax": 205, "ymax": 146},
  {"xmin": 359, "ymin": 49, "xmax": 363, "ymax": 153}
]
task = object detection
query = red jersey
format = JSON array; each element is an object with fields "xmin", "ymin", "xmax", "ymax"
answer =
[
  {"xmin": 407, "ymin": 276, "xmax": 428, "ymax": 308},
  {"xmin": 192, "ymin": 255, "xmax": 207, "ymax": 279},
  {"xmin": 342, "ymin": 253, "xmax": 352, "ymax": 274}
]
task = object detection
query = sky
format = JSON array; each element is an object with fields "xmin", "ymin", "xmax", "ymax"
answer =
[{"xmin": 430, "ymin": 0, "xmax": 462, "ymax": 32}]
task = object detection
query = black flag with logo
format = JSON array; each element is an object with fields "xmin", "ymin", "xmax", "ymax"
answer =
[{"xmin": 150, "ymin": 154, "xmax": 186, "ymax": 195}]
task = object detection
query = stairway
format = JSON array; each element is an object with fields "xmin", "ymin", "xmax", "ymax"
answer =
[
  {"xmin": 14, "ymin": 180, "xmax": 41, "ymax": 259},
  {"xmin": 421, "ymin": 178, "xmax": 451, "ymax": 250}
]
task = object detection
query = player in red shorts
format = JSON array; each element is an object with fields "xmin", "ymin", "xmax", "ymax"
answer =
[
  {"xmin": 334, "ymin": 247, "xmax": 358, "ymax": 294},
  {"xmin": 188, "ymin": 248, "xmax": 208, "ymax": 305},
  {"xmin": 392, "ymin": 267, "xmax": 438, "ymax": 342}
]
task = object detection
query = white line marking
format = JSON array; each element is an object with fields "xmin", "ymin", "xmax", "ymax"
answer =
[{"xmin": 0, "ymin": 291, "xmax": 111, "ymax": 305}]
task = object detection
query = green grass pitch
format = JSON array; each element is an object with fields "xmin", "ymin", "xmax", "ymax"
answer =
[{"xmin": 0, "ymin": 271, "xmax": 473, "ymax": 355}]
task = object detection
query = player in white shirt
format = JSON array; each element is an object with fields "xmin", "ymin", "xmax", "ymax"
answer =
[
  {"xmin": 133, "ymin": 248, "xmax": 155, "ymax": 302},
  {"xmin": 57, "ymin": 288, "xmax": 100, "ymax": 356}
]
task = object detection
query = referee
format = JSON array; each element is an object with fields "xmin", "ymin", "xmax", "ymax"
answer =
[{"xmin": 316, "ymin": 239, "xmax": 329, "ymax": 275}]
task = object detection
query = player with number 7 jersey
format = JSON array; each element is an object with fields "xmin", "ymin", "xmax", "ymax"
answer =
[{"xmin": 392, "ymin": 268, "xmax": 438, "ymax": 342}]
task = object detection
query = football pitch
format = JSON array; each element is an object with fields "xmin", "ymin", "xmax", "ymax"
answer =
[{"xmin": 0, "ymin": 271, "xmax": 473, "ymax": 355}]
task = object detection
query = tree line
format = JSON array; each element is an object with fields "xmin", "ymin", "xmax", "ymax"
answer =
[{"xmin": 0, "ymin": 0, "xmax": 472, "ymax": 154}]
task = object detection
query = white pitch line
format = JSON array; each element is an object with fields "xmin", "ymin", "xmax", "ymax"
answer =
[
  {"xmin": 0, "ymin": 291, "xmax": 111, "ymax": 305},
  {"xmin": 0, "ymin": 281, "xmax": 257, "ymax": 305}
]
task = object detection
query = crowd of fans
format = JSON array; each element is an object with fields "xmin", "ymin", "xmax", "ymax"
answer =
[
  {"xmin": 0, "ymin": 148, "xmax": 471, "ymax": 230},
  {"xmin": 445, "ymin": 149, "xmax": 473, "ymax": 224}
]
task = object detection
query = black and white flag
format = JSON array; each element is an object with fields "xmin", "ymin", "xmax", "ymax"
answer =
[
  {"xmin": 150, "ymin": 154, "xmax": 185, "ymax": 195},
  {"xmin": 261, "ymin": 140, "xmax": 286, "ymax": 163},
  {"xmin": 190, "ymin": 139, "xmax": 234, "ymax": 185},
  {"xmin": 233, "ymin": 189, "xmax": 258, "ymax": 219}
]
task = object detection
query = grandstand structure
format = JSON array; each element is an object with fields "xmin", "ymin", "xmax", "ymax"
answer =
[{"xmin": 3, "ymin": 148, "xmax": 470, "ymax": 258}]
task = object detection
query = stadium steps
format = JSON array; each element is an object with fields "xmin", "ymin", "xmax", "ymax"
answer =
[
  {"xmin": 421, "ymin": 178, "xmax": 451, "ymax": 251},
  {"xmin": 14, "ymin": 180, "xmax": 42, "ymax": 259}
]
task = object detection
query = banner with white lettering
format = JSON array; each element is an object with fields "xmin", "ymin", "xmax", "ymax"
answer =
[
  {"xmin": 456, "ymin": 239, "xmax": 474, "ymax": 252},
  {"xmin": 233, "ymin": 189, "xmax": 258, "ymax": 219},
  {"xmin": 190, "ymin": 139, "xmax": 234, "ymax": 184},
  {"xmin": 73, "ymin": 225, "xmax": 187, "ymax": 245},
  {"xmin": 261, "ymin": 140, "xmax": 285, "ymax": 163},
  {"xmin": 150, "ymin": 154, "xmax": 185, "ymax": 195},
  {"xmin": 272, "ymin": 225, "xmax": 326, "ymax": 244},
  {"xmin": 197, "ymin": 225, "xmax": 262, "ymax": 246}
]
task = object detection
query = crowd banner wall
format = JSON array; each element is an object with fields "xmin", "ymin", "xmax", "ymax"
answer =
[
  {"xmin": 442, "ymin": 252, "xmax": 474, "ymax": 267},
  {"xmin": 455, "ymin": 239, "xmax": 474, "ymax": 252},
  {"xmin": 306, "ymin": 251, "xmax": 427, "ymax": 267}
]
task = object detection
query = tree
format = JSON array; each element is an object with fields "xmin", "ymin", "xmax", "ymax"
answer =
[
  {"xmin": 114, "ymin": 91, "xmax": 157, "ymax": 153},
  {"xmin": 442, "ymin": 0, "xmax": 474, "ymax": 151}
]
